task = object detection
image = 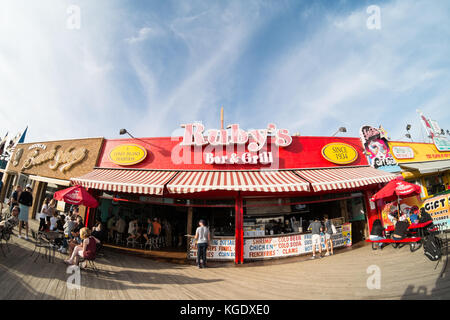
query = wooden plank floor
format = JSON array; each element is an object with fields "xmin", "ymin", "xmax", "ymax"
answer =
[{"xmin": 0, "ymin": 225, "xmax": 449, "ymax": 299}]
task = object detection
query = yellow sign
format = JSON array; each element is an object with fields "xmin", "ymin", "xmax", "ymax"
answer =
[
  {"xmin": 321, "ymin": 143, "xmax": 358, "ymax": 165},
  {"xmin": 420, "ymin": 193, "xmax": 450, "ymax": 230},
  {"xmin": 388, "ymin": 141, "xmax": 450, "ymax": 163},
  {"xmin": 109, "ymin": 144, "xmax": 147, "ymax": 166}
]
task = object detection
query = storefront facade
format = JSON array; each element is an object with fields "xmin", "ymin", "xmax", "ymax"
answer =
[
  {"xmin": 72, "ymin": 123, "xmax": 397, "ymax": 264},
  {"xmin": 388, "ymin": 141, "xmax": 450, "ymax": 199},
  {"xmin": 1, "ymin": 138, "xmax": 104, "ymax": 221}
]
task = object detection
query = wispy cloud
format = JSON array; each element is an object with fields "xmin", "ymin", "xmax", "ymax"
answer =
[{"xmin": 0, "ymin": 0, "xmax": 449, "ymax": 144}]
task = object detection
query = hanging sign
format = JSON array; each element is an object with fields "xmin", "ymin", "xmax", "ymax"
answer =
[
  {"xmin": 109, "ymin": 144, "xmax": 147, "ymax": 166},
  {"xmin": 418, "ymin": 110, "xmax": 450, "ymax": 152},
  {"xmin": 360, "ymin": 125, "xmax": 397, "ymax": 168},
  {"xmin": 321, "ymin": 143, "xmax": 358, "ymax": 165}
]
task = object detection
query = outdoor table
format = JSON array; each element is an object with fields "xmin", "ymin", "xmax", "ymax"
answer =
[
  {"xmin": 383, "ymin": 220, "xmax": 433, "ymax": 251},
  {"xmin": 33, "ymin": 230, "xmax": 64, "ymax": 263},
  {"xmin": 385, "ymin": 220, "xmax": 432, "ymax": 234}
]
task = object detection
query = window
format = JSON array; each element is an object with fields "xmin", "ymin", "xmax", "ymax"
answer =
[{"xmin": 424, "ymin": 175, "xmax": 445, "ymax": 196}]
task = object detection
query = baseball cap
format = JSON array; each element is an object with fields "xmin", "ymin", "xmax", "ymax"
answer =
[{"xmin": 26, "ymin": 184, "xmax": 32, "ymax": 190}]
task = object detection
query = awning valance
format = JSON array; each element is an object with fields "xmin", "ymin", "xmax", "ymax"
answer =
[
  {"xmin": 71, "ymin": 169, "xmax": 178, "ymax": 195},
  {"xmin": 166, "ymin": 170, "xmax": 311, "ymax": 194},
  {"xmin": 294, "ymin": 166, "xmax": 398, "ymax": 192},
  {"xmin": 29, "ymin": 175, "xmax": 71, "ymax": 187},
  {"xmin": 399, "ymin": 160, "xmax": 450, "ymax": 174}
]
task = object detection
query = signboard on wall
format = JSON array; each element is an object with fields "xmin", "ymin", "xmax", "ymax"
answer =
[
  {"xmin": 109, "ymin": 144, "xmax": 147, "ymax": 166},
  {"xmin": 243, "ymin": 224, "xmax": 352, "ymax": 260},
  {"xmin": 420, "ymin": 192, "xmax": 450, "ymax": 231},
  {"xmin": 6, "ymin": 138, "xmax": 104, "ymax": 181},
  {"xmin": 387, "ymin": 141, "xmax": 450, "ymax": 163},
  {"xmin": 188, "ymin": 238, "xmax": 235, "ymax": 261},
  {"xmin": 360, "ymin": 125, "xmax": 397, "ymax": 170},
  {"xmin": 321, "ymin": 143, "xmax": 358, "ymax": 165},
  {"xmin": 391, "ymin": 146, "xmax": 414, "ymax": 159}
]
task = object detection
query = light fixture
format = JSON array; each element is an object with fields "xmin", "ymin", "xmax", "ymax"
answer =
[
  {"xmin": 119, "ymin": 128, "xmax": 136, "ymax": 139},
  {"xmin": 332, "ymin": 127, "xmax": 347, "ymax": 136},
  {"xmin": 405, "ymin": 133, "xmax": 412, "ymax": 139},
  {"xmin": 406, "ymin": 124, "xmax": 411, "ymax": 131}
]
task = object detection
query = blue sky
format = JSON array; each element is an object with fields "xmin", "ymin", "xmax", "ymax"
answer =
[{"xmin": 0, "ymin": 0, "xmax": 449, "ymax": 143}]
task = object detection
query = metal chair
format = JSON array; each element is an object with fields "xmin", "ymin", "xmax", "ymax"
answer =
[{"xmin": 0, "ymin": 228, "xmax": 13, "ymax": 257}]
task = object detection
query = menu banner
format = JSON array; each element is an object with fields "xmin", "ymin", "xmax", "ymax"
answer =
[
  {"xmin": 188, "ymin": 238, "xmax": 235, "ymax": 261},
  {"xmin": 243, "ymin": 224, "xmax": 352, "ymax": 260}
]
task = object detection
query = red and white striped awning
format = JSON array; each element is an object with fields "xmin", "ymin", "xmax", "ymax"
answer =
[
  {"xmin": 166, "ymin": 170, "xmax": 310, "ymax": 194},
  {"xmin": 294, "ymin": 166, "xmax": 398, "ymax": 192},
  {"xmin": 71, "ymin": 169, "xmax": 178, "ymax": 195}
]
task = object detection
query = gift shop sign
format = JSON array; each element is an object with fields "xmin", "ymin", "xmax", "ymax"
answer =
[
  {"xmin": 180, "ymin": 123, "xmax": 292, "ymax": 165},
  {"xmin": 421, "ymin": 193, "xmax": 450, "ymax": 231},
  {"xmin": 321, "ymin": 143, "xmax": 358, "ymax": 165},
  {"xmin": 109, "ymin": 144, "xmax": 147, "ymax": 166}
]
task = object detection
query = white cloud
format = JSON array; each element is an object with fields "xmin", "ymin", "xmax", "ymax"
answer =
[{"xmin": 125, "ymin": 27, "xmax": 161, "ymax": 44}]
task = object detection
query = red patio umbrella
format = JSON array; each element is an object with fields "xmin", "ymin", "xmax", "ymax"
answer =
[
  {"xmin": 53, "ymin": 185, "xmax": 98, "ymax": 208},
  {"xmin": 371, "ymin": 176, "xmax": 421, "ymax": 203}
]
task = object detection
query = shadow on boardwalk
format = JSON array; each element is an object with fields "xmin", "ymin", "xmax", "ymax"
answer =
[
  {"xmin": 0, "ymin": 239, "xmax": 223, "ymax": 299},
  {"xmin": 401, "ymin": 238, "xmax": 450, "ymax": 299}
]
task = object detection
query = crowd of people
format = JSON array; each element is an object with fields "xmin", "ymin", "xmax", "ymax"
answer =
[
  {"xmin": 369, "ymin": 206, "xmax": 434, "ymax": 249},
  {"xmin": 307, "ymin": 214, "xmax": 337, "ymax": 259}
]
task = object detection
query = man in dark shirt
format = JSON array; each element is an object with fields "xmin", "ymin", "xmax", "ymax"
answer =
[
  {"xmin": 392, "ymin": 216, "xmax": 410, "ymax": 240},
  {"xmin": 9, "ymin": 185, "xmax": 22, "ymax": 212}
]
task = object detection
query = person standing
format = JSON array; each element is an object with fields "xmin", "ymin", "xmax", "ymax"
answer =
[
  {"xmin": 9, "ymin": 185, "xmax": 22, "ymax": 213},
  {"xmin": 17, "ymin": 184, "xmax": 33, "ymax": 240},
  {"xmin": 323, "ymin": 215, "xmax": 334, "ymax": 256},
  {"xmin": 194, "ymin": 219, "xmax": 210, "ymax": 268},
  {"xmin": 308, "ymin": 218, "xmax": 323, "ymax": 259},
  {"xmin": 38, "ymin": 198, "xmax": 50, "ymax": 231},
  {"xmin": 47, "ymin": 199, "xmax": 56, "ymax": 226}
]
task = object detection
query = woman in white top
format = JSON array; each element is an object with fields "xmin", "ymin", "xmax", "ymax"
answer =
[
  {"xmin": 49, "ymin": 212, "xmax": 59, "ymax": 231},
  {"xmin": 39, "ymin": 198, "xmax": 50, "ymax": 231}
]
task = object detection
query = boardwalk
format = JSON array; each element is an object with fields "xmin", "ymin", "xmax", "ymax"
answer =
[{"xmin": 0, "ymin": 231, "xmax": 448, "ymax": 300}]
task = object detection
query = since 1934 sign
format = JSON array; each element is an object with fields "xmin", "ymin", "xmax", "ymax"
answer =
[
  {"xmin": 321, "ymin": 143, "xmax": 358, "ymax": 165},
  {"xmin": 109, "ymin": 144, "xmax": 147, "ymax": 166}
]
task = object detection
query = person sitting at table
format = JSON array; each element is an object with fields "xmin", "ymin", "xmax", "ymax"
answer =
[
  {"xmin": 64, "ymin": 227, "xmax": 100, "ymax": 266},
  {"xmin": 0, "ymin": 206, "xmax": 20, "ymax": 234},
  {"xmin": 143, "ymin": 217, "xmax": 153, "ymax": 243},
  {"xmin": 75, "ymin": 215, "xmax": 83, "ymax": 227},
  {"xmin": 392, "ymin": 214, "xmax": 410, "ymax": 240},
  {"xmin": 388, "ymin": 209, "xmax": 399, "ymax": 226},
  {"xmin": 107, "ymin": 215, "xmax": 116, "ymax": 240},
  {"xmin": 49, "ymin": 212, "xmax": 59, "ymax": 231},
  {"xmin": 56, "ymin": 214, "xmax": 65, "ymax": 231},
  {"xmin": 369, "ymin": 219, "xmax": 386, "ymax": 249},
  {"xmin": 409, "ymin": 206, "xmax": 419, "ymax": 225},
  {"xmin": 58, "ymin": 215, "xmax": 77, "ymax": 254},
  {"xmin": 68, "ymin": 226, "xmax": 82, "ymax": 256},
  {"xmin": 91, "ymin": 220, "xmax": 106, "ymax": 243},
  {"xmin": 127, "ymin": 218, "xmax": 141, "ymax": 242}
]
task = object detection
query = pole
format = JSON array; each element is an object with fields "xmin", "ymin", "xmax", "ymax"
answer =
[
  {"xmin": 235, "ymin": 192, "xmax": 243, "ymax": 264},
  {"xmin": 220, "ymin": 107, "xmax": 224, "ymax": 130}
]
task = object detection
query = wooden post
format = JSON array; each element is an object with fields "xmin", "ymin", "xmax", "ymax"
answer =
[
  {"xmin": 187, "ymin": 206, "xmax": 193, "ymax": 236},
  {"xmin": 235, "ymin": 192, "xmax": 244, "ymax": 264}
]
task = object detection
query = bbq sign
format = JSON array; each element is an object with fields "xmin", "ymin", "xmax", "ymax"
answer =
[
  {"xmin": 321, "ymin": 143, "xmax": 358, "ymax": 165},
  {"xmin": 109, "ymin": 144, "xmax": 147, "ymax": 166}
]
